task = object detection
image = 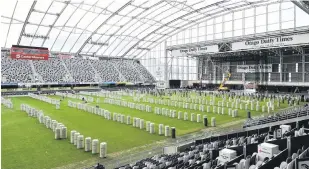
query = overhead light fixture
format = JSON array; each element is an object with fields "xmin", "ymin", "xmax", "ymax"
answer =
[
  {"xmin": 135, "ymin": 47, "xmax": 151, "ymax": 51},
  {"xmin": 87, "ymin": 41, "xmax": 109, "ymax": 46},
  {"xmin": 23, "ymin": 33, "xmax": 49, "ymax": 39}
]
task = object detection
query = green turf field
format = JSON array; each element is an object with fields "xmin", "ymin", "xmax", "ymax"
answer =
[{"xmin": 1, "ymin": 92, "xmax": 296, "ymax": 169}]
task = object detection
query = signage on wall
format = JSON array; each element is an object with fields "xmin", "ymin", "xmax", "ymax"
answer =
[
  {"xmin": 171, "ymin": 45, "xmax": 218, "ymax": 56},
  {"xmin": 232, "ymin": 33, "xmax": 309, "ymax": 50},
  {"xmin": 237, "ymin": 64, "xmax": 272, "ymax": 73}
]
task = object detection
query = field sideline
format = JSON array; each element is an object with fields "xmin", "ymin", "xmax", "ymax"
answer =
[{"xmin": 1, "ymin": 93, "xmax": 295, "ymax": 169}]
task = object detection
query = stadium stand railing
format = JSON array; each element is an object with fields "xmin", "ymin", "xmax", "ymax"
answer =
[{"xmin": 243, "ymin": 106, "xmax": 309, "ymax": 128}]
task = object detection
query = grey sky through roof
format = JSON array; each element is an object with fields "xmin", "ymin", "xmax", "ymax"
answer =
[{"xmin": 1, "ymin": 0, "xmax": 309, "ymax": 59}]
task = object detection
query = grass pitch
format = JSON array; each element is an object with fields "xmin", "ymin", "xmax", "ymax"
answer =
[{"xmin": 1, "ymin": 93, "xmax": 294, "ymax": 169}]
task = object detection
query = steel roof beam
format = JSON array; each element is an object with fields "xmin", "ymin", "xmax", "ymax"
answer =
[
  {"xmin": 120, "ymin": 1, "xmax": 227, "ymax": 57},
  {"xmin": 4, "ymin": 0, "xmax": 18, "ymax": 47},
  {"xmin": 117, "ymin": 0, "xmax": 206, "ymax": 57},
  {"xmin": 33, "ymin": 9, "xmax": 58, "ymax": 15},
  {"xmin": 30, "ymin": 2, "xmax": 54, "ymax": 46},
  {"xmin": 133, "ymin": 0, "xmax": 283, "ymax": 59},
  {"xmin": 90, "ymin": 1, "xmax": 164, "ymax": 56},
  {"xmin": 69, "ymin": 2, "xmax": 114, "ymax": 15},
  {"xmin": 60, "ymin": 1, "xmax": 100, "ymax": 52},
  {"xmin": 41, "ymin": 1, "xmax": 69, "ymax": 47},
  {"xmin": 68, "ymin": 0, "xmax": 110, "ymax": 53},
  {"xmin": 291, "ymin": 0, "xmax": 309, "ymax": 15},
  {"xmin": 17, "ymin": 1, "xmax": 36, "ymax": 45},
  {"xmin": 108, "ymin": 1, "xmax": 175, "ymax": 57},
  {"xmin": 76, "ymin": 1, "xmax": 132, "ymax": 55},
  {"xmin": 50, "ymin": 3, "xmax": 83, "ymax": 50},
  {"xmin": 85, "ymin": 1, "xmax": 147, "ymax": 55}
]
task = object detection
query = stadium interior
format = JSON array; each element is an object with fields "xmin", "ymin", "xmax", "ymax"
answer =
[{"xmin": 1, "ymin": 0, "xmax": 309, "ymax": 169}]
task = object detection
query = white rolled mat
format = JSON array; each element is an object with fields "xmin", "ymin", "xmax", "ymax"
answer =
[
  {"xmin": 146, "ymin": 121, "xmax": 150, "ymax": 131},
  {"xmin": 149, "ymin": 123, "xmax": 155, "ymax": 134},
  {"xmin": 55, "ymin": 128, "xmax": 61, "ymax": 140},
  {"xmin": 184, "ymin": 112, "xmax": 188, "ymax": 121},
  {"xmin": 178, "ymin": 111, "xmax": 182, "ymax": 119},
  {"xmin": 191, "ymin": 113, "xmax": 195, "ymax": 122},
  {"xmin": 159, "ymin": 124, "xmax": 163, "ymax": 135},
  {"xmin": 74, "ymin": 132, "xmax": 80, "ymax": 145},
  {"xmin": 127, "ymin": 116, "xmax": 131, "ymax": 125},
  {"xmin": 100, "ymin": 142, "xmax": 107, "ymax": 158},
  {"xmin": 165, "ymin": 126, "xmax": 170, "ymax": 137},
  {"xmin": 70, "ymin": 130, "xmax": 76, "ymax": 143},
  {"xmin": 60, "ymin": 127, "xmax": 67, "ymax": 139},
  {"xmin": 85, "ymin": 137, "xmax": 91, "ymax": 152},
  {"xmin": 140, "ymin": 119, "xmax": 144, "ymax": 129},
  {"xmin": 77, "ymin": 135, "xmax": 84, "ymax": 149},
  {"xmin": 92, "ymin": 139, "xmax": 99, "ymax": 154}
]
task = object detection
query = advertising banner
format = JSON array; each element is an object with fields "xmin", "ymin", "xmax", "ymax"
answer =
[
  {"xmin": 171, "ymin": 45, "xmax": 218, "ymax": 56},
  {"xmin": 10, "ymin": 47, "xmax": 49, "ymax": 60},
  {"xmin": 237, "ymin": 64, "xmax": 272, "ymax": 73},
  {"xmin": 232, "ymin": 33, "xmax": 309, "ymax": 50},
  {"xmin": 58, "ymin": 54, "xmax": 74, "ymax": 59}
]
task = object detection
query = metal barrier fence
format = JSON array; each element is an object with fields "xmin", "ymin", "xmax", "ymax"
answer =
[{"xmin": 244, "ymin": 106, "xmax": 309, "ymax": 127}]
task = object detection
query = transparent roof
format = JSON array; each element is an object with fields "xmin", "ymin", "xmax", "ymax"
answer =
[{"xmin": 1, "ymin": 0, "xmax": 284, "ymax": 58}]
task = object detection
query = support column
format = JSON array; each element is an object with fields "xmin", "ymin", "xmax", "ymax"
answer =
[
  {"xmin": 164, "ymin": 41, "xmax": 168, "ymax": 86},
  {"xmin": 186, "ymin": 57, "xmax": 189, "ymax": 80},
  {"xmin": 279, "ymin": 50, "xmax": 283, "ymax": 82},
  {"xmin": 259, "ymin": 59, "xmax": 263, "ymax": 84},
  {"xmin": 176, "ymin": 55, "xmax": 179, "ymax": 79},
  {"xmin": 243, "ymin": 61, "xmax": 246, "ymax": 83},
  {"xmin": 197, "ymin": 58, "xmax": 201, "ymax": 81},
  {"xmin": 302, "ymin": 48, "xmax": 305, "ymax": 83},
  {"xmin": 213, "ymin": 63, "xmax": 216, "ymax": 84}
]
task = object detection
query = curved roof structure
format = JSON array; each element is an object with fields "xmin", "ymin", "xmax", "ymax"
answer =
[{"xmin": 1, "ymin": 0, "xmax": 292, "ymax": 58}]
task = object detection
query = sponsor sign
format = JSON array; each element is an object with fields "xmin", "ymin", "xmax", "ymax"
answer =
[
  {"xmin": 171, "ymin": 45, "xmax": 218, "ymax": 56},
  {"xmin": 58, "ymin": 54, "xmax": 73, "ymax": 59},
  {"xmin": 232, "ymin": 33, "xmax": 309, "ymax": 50},
  {"xmin": 10, "ymin": 47, "xmax": 49, "ymax": 60},
  {"xmin": 237, "ymin": 64, "xmax": 272, "ymax": 73}
]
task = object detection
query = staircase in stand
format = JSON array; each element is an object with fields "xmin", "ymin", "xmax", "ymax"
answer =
[
  {"xmin": 87, "ymin": 59, "xmax": 102, "ymax": 83},
  {"xmin": 60, "ymin": 59, "xmax": 74, "ymax": 82},
  {"xmin": 28, "ymin": 60, "xmax": 44, "ymax": 83},
  {"xmin": 109, "ymin": 61, "xmax": 126, "ymax": 82}
]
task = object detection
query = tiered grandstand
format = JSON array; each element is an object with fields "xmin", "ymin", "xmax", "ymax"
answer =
[
  {"xmin": 1, "ymin": 0, "xmax": 309, "ymax": 169},
  {"xmin": 1, "ymin": 52, "xmax": 154, "ymax": 83}
]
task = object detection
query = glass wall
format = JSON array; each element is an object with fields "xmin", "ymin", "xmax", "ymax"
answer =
[
  {"xmin": 139, "ymin": 1, "xmax": 309, "ymax": 81},
  {"xmin": 139, "ymin": 42, "xmax": 198, "ymax": 81}
]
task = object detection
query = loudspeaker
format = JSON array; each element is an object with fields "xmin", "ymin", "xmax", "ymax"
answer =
[
  {"xmin": 204, "ymin": 117, "xmax": 208, "ymax": 127},
  {"xmin": 171, "ymin": 127, "xmax": 176, "ymax": 139}
]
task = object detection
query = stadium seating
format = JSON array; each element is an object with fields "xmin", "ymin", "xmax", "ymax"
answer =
[
  {"xmin": 115, "ymin": 118, "xmax": 309, "ymax": 169},
  {"xmin": 89, "ymin": 59, "xmax": 120, "ymax": 82},
  {"xmin": 63, "ymin": 58, "xmax": 96, "ymax": 83},
  {"xmin": 33, "ymin": 58, "xmax": 69, "ymax": 83},
  {"xmin": 109, "ymin": 59, "xmax": 143, "ymax": 82},
  {"xmin": 1, "ymin": 52, "xmax": 155, "ymax": 83},
  {"xmin": 1, "ymin": 52, "xmax": 33, "ymax": 83},
  {"xmin": 133, "ymin": 61, "xmax": 155, "ymax": 82}
]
